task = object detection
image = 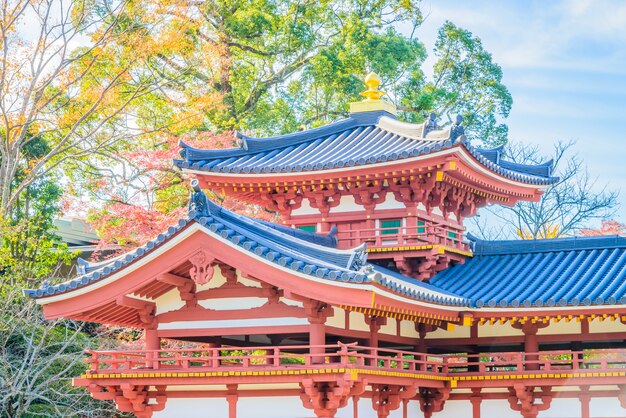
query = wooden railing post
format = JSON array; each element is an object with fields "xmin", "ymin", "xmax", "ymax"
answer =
[
  {"xmin": 90, "ymin": 351, "xmax": 98, "ymax": 372},
  {"xmin": 273, "ymin": 347, "xmax": 280, "ymax": 366},
  {"xmin": 338, "ymin": 343, "xmax": 349, "ymax": 366},
  {"xmin": 211, "ymin": 347, "xmax": 220, "ymax": 368}
]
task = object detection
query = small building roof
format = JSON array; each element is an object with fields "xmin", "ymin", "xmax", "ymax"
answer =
[
  {"xmin": 26, "ymin": 189, "xmax": 468, "ymax": 308},
  {"xmin": 430, "ymin": 235, "xmax": 626, "ymax": 309},
  {"xmin": 175, "ymin": 111, "xmax": 558, "ymax": 186},
  {"xmin": 53, "ymin": 217, "xmax": 99, "ymax": 247}
]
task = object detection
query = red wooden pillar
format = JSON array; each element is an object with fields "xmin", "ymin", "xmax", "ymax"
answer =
[
  {"xmin": 226, "ymin": 384, "xmax": 238, "ymax": 418},
  {"xmin": 309, "ymin": 318, "xmax": 326, "ymax": 364},
  {"xmin": 319, "ymin": 220, "xmax": 330, "ymax": 234},
  {"xmin": 207, "ymin": 340, "xmax": 221, "ymax": 368},
  {"xmin": 306, "ymin": 301, "xmax": 330, "ymax": 364},
  {"xmin": 405, "ymin": 207, "xmax": 418, "ymax": 245},
  {"xmin": 402, "ymin": 399, "xmax": 408, "ymax": 418},
  {"xmin": 522, "ymin": 323, "xmax": 541, "ymax": 371},
  {"xmin": 145, "ymin": 329, "xmax": 160, "ymax": 350},
  {"xmin": 145, "ymin": 329, "xmax": 160, "ymax": 369},
  {"xmin": 366, "ymin": 316, "xmax": 385, "ymax": 366},
  {"xmin": 416, "ymin": 324, "xmax": 429, "ymax": 371},
  {"xmin": 470, "ymin": 389, "xmax": 482, "ymax": 418},
  {"xmin": 353, "ymin": 396, "xmax": 359, "ymax": 418},
  {"xmin": 579, "ymin": 390, "xmax": 590, "ymax": 418}
]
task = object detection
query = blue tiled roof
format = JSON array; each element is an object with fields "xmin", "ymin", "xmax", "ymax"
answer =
[
  {"xmin": 25, "ymin": 191, "xmax": 467, "ymax": 307},
  {"xmin": 175, "ymin": 111, "xmax": 558, "ymax": 186},
  {"xmin": 430, "ymin": 235, "xmax": 626, "ymax": 308}
]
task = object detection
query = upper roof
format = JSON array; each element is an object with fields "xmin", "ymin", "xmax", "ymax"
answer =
[
  {"xmin": 175, "ymin": 111, "xmax": 558, "ymax": 186},
  {"xmin": 430, "ymin": 235, "xmax": 626, "ymax": 308},
  {"xmin": 26, "ymin": 187, "xmax": 468, "ymax": 308}
]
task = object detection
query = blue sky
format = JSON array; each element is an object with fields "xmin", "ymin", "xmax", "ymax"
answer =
[{"xmin": 417, "ymin": 0, "xmax": 626, "ymax": 222}]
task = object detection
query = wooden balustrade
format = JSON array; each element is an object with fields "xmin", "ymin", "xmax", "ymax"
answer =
[
  {"xmin": 84, "ymin": 345, "xmax": 626, "ymax": 377},
  {"xmin": 335, "ymin": 224, "xmax": 467, "ymax": 251}
]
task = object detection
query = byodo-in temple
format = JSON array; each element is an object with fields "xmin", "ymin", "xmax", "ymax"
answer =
[{"xmin": 26, "ymin": 73, "xmax": 626, "ymax": 418}]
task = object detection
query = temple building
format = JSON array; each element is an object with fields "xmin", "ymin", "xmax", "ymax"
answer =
[{"xmin": 26, "ymin": 73, "xmax": 626, "ymax": 418}]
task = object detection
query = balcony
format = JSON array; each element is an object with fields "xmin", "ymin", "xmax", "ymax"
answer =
[
  {"xmin": 83, "ymin": 344, "xmax": 626, "ymax": 380},
  {"xmin": 336, "ymin": 223, "xmax": 469, "ymax": 253}
]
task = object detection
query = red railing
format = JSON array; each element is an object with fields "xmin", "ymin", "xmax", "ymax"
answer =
[
  {"xmin": 84, "ymin": 344, "xmax": 626, "ymax": 377},
  {"xmin": 336, "ymin": 224, "xmax": 468, "ymax": 252}
]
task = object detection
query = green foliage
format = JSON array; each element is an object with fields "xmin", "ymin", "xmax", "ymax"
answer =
[
  {"xmin": 421, "ymin": 21, "xmax": 512, "ymax": 146},
  {"xmin": 0, "ymin": 287, "xmax": 119, "ymax": 417},
  {"xmin": 0, "ymin": 134, "xmax": 76, "ymax": 282},
  {"xmin": 129, "ymin": 3, "xmax": 512, "ymax": 146}
]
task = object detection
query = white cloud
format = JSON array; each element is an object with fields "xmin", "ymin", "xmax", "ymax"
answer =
[{"xmin": 419, "ymin": 0, "xmax": 626, "ymax": 75}]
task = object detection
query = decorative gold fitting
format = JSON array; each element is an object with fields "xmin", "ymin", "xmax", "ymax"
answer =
[{"xmin": 360, "ymin": 72, "xmax": 385, "ymax": 101}]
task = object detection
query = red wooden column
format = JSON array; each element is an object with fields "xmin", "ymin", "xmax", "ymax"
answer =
[
  {"xmin": 207, "ymin": 338, "xmax": 221, "ymax": 367},
  {"xmin": 470, "ymin": 389, "xmax": 482, "ymax": 418},
  {"xmin": 579, "ymin": 387, "xmax": 590, "ymax": 418},
  {"xmin": 309, "ymin": 318, "xmax": 326, "ymax": 364},
  {"xmin": 306, "ymin": 301, "xmax": 330, "ymax": 364},
  {"xmin": 365, "ymin": 316, "xmax": 386, "ymax": 365},
  {"xmin": 226, "ymin": 384, "xmax": 238, "ymax": 418},
  {"xmin": 405, "ymin": 207, "xmax": 418, "ymax": 245},
  {"xmin": 145, "ymin": 329, "xmax": 160, "ymax": 369},
  {"xmin": 416, "ymin": 323, "xmax": 430, "ymax": 371},
  {"xmin": 516, "ymin": 322, "xmax": 547, "ymax": 371},
  {"xmin": 145, "ymin": 329, "xmax": 160, "ymax": 350}
]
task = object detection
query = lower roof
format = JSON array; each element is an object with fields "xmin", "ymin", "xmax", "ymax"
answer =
[
  {"xmin": 25, "ymin": 191, "xmax": 468, "ymax": 308},
  {"xmin": 27, "ymin": 190, "xmax": 626, "ymax": 313},
  {"xmin": 430, "ymin": 235, "xmax": 626, "ymax": 308}
]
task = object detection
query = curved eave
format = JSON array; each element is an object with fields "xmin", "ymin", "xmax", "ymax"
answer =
[
  {"xmin": 33, "ymin": 224, "xmax": 468, "ymax": 323},
  {"xmin": 181, "ymin": 145, "xmax": 556, "ymax": 191}
]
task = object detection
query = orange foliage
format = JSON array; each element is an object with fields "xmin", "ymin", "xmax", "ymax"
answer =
[
  {"xmin": 87, "ymin": 132, "xmax": 278, "ymax": 253},
  {"xmin": 579, "ymin": 220, "xmax": 625, "ymax": 236}
]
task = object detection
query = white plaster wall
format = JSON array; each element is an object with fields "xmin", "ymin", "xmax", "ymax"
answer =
[
  {"xmin": 478, "ymin": 323, "xmax": 524, "ymax": 338},
  {"xmin": 153, "ymin": 395, "xmax": 626, "ymax": 418},
  {"xmin": 291, "ymin": 199, "xmax": 319, "ymax": 216},
  {"xmin": 349, "ymin": 312, "xmax": 370, "ymax": 332},
  {"xmin": 379, "ymin": 317, "xmax": 396, "ymax": 335},
  {"xmin": 400, "ymin": 320, "xmax": 419, "ymax": 338},
  {"xmin": 537, "ymin": 398, "xmax": 582, "ymax": 417},
  {"xmin": 375, "ymin": 199, "xmax": 405, "ymax": 211},
  {"xmin": 329, "ymin": 195, "xmax": 362, "ymax": 214},
  {"xmin": 426, "ymin": 325, "xmax": 471, "ymax": 339},
  {"xmin": 154, "ymin": 288, "xmax": 186, "ymax": 315},
  {"xmin": 155, "ymin": 396, "xmax": 420, "ymax": 418},
  {"xmin": 327, "ymin": 306, "xmax": 346, "ymax": 329},
  {"xmin": 158, "ymin": 317, "xmax": 308, "ymax": 331},
  {"xmin": 538, "ymin": 320, "xmax": 581, "ymax": 335},
  {"xmin": 588, "ymin": 397, "xmax": 625, "ymax": 417},
  {"xmin": 589, "ymin": 319, "xmax": 626, "ymax": 334},
  {"xmin": 198, "ymin": 297, "xmax": 267, "ymax": 310}
]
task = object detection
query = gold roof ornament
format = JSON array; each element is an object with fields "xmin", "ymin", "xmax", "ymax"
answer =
[{"xmin": 349, "ymin": 71, "xmax": 397, "ymax": 115}]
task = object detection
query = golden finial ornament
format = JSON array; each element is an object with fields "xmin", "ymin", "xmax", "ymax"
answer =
[
  {"xmin": 361, "ymin": 72, "xmax": 385, "ymax": 101},
  {"xmin": 349, "ymin": 71, "xmax": 397, "ymax": 115}
]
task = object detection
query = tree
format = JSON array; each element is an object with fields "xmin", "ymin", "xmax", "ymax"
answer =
[
  {"xmin": 0, "ymin": 286, "xmax": 121, "ymax": 417},
  {"xmin": 86, "ymin": 132, "xmax": 278, "ymax": 250},
  {"xmin": 111, "ymin": 2, "xmax": 510, "ymax": 146},
  {"xmin": 470, "ymin": 140, "xmax": 619, "ymax": 240},
  {"xmin": 580, "ymin": 220, "xmax": 625, "ymax": 236},
  {"xmin": 0, "ymin": 0, "xmax": 215, "ymax": 224},
  {"xmin": 113, "ymin": 0, "xmax": 424, "ymax": 134},
  {"xmin": 0, "ymin": 135, "xmax": 76, "ymax": 281},
  {"xmin": 398, "ymin": 21, "xmax": 512, "ymax": 146}
]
